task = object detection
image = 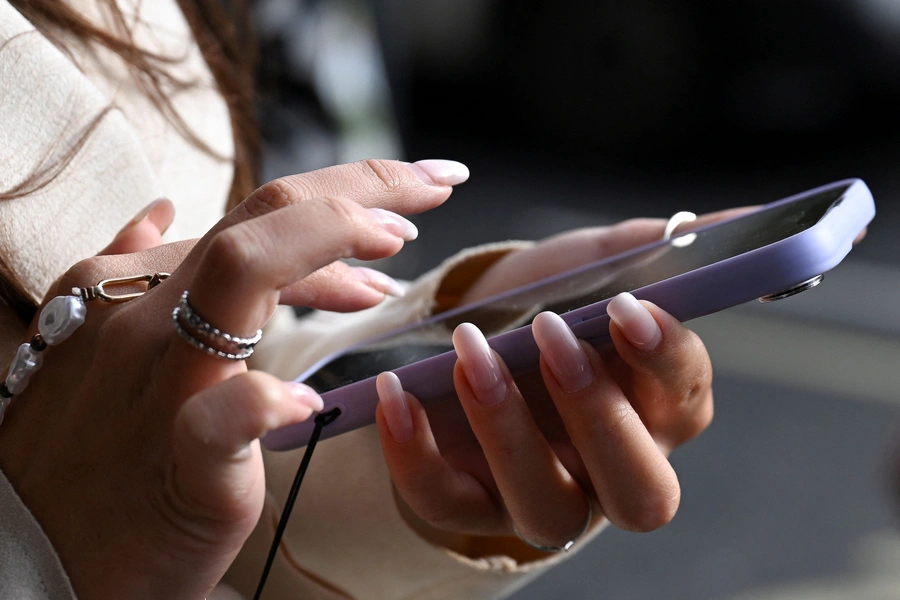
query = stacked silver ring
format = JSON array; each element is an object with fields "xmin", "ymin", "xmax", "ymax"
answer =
[{"xmin": 172, "ymin": 291, "xmax": 262, "ymax": 361}]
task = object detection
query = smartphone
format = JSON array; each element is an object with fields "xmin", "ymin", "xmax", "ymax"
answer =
[{"xmin": 263, "ymin": 179, "xmax": 875, "ymax": 450}]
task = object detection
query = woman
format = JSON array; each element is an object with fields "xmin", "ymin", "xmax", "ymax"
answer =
[{"xmin": 0, "ymin": 1, "xmax": 714, "ymax": 598}]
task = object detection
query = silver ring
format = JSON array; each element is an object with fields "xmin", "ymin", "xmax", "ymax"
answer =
[
  {"xmin": 662, "ymin": 211, "xmax": 697, "ymax": 248},
  {"xmin": 513, "ymin": 501, "xmax": 593, "ymax": 553},
  {"xmin": 172, "ymin": 291, "xmax": 262, "ymax": 361}
]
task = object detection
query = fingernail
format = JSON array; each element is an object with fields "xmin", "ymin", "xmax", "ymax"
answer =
[
  {"xmin": 607, "ymin": 293, "xmax": 662, "ymax": 351},
  {"xmin": 532, "ymin": 312, "xmax": 594, "ymax": 393},
  {"xmin": 368, "ymin": 208, "xmax": 418, "ymax": 241},
  {"xmin": 128, "ymin": 198, "xmax": 174, "ymax": 235},
  {"xmin": 287, "ymin": 382, "xmax": 325, "ymax": 412},
  {"xmin": 376, "ymin": 372, "xmax": 414, "ymax": 442},
  {"xmin": 452, "ymin": 323, "xmax": 507, "ymax": 406},
  {"xmin": 408, "ymin": 159, "xmax": 470, "ymax": 186},
  {"xmin": 129, "ymin": 198, "xmax": 163, "ymax": 225},
  {"xmin": 357, "ymin": 267, "xmax": 406, "ymax": 297}
]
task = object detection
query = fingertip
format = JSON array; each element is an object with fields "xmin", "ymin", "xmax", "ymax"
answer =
[
  {"xmin": 376, "ymin": 372, "xmax": 415, "ymax": 443},
  {"xmin": 286, "ymin": 381, "xmax": 324, "ymax": 413},
  {"xmin": 407, "ymin": 159, "xmax": 470, "ymax": 187},
  {"xmin": 617, "ymin": 471, "xmax": 681, "ymax": 533},
  {"xmin": 452, "ymin": 323, "xmax": 509, "ymax": 406},
  {"xmin": 176, "ymin": 373, "xmax": 321, "ymax": 459},
  {"xmin": 102, "ymin": 198, "xmax": 176, "ymax": 255},
  {"xmin": 356, "ymin": 267, "xmax": 406, "ymax": 298},
  {"xmin": 146, "ymin": 197, "xmax": 176, "ymax": 236},
  {"xmin": 532, "ymin": 311, "xmax": 595, "ymax": 394},
  {"xmin": 607, "ymin": 293, "xmax": 662, "ymax": 351}
]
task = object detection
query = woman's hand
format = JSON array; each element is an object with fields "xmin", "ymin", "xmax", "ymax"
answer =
[
  {"xmin": 375, "ymin": 211, "xmax": 733, "ymax": 553},
  {"xmin": 0, "ymin": 159, "xmax": 465, "ymax": 599}
]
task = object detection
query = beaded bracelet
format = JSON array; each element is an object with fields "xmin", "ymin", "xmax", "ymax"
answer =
[{"xmin": 0, "ymin": 274, "xmax": 168, "ymax": 426}]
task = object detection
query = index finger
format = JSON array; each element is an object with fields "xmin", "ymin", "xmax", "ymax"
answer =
[
  {"xmin": 219, "ymin": 158, "xmax": 467, "ymax": 232},
  {"xmin": 171, "ymin": 159, "xmax": 466, "ymax": 291}
]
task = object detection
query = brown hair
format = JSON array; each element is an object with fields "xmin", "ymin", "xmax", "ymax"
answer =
[{"xmin": 2, "ymin": 0, "xmax": 260, "ymax": 322}]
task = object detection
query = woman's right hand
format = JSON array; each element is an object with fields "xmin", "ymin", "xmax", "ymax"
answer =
[{"xmin": 0, "ymin": 159, "xmax": 466, "ymax": 600}]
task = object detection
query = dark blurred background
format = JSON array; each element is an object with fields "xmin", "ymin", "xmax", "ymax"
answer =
[{"xmin": 252, "ymin": 1, "xmax": 900, "ymax": 598}]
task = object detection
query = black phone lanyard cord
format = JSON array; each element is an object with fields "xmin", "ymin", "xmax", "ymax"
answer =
[{"xmin": 253, "ymin": 407, "xmax": 342, "ymax": 600}]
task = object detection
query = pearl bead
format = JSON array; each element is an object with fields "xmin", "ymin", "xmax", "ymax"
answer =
[
  {"xmin": 38, "ymin": 295, "xmax": 87, "ymax": 345},
  {"xmin": 6, "ymin": 343, "xmax": 44, "ymax": 395}
]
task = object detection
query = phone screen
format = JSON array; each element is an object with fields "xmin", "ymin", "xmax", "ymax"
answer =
[{"xmin": 303, "ymin": 183, "xmax": 849, "ymax": 393}]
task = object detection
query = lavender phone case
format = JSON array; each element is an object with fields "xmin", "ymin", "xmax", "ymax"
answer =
[{"xmin": 263, "ymin": 179, "xmax": 875, "ymax": 450}]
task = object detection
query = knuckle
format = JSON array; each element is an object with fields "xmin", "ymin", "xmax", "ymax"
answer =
[
  {"xmin": 245, "ymin": 178, "xmax": 306, "ymax": 217},
  {"xmin": 315, "ymin": 195, "xmax": 360, "ymax": 225},
  {"xmin": 690, "ymin": 398, "xmax": 715, "ymax": 435},
  {"xmin": 688, "ymin": 361, "xmax": 713, "ymax": 406},
  {"xmin": 678, "ymin": 335, "xmax": 713, "ymax": 407},
  {"xmin": 651, "ymin": 330, "xmax": 713, "ymax": 411},
  {"xmin": 358, "ymin": 159, "xmax": 406, "ymax": 194},
  {"xmin": 205, "ymin": 227, "xmax": 260, "ymax": 277},
  {"xmin": 598, "ymin": 402, "xmax": 638, "ymax": 446},
  {"xmin": 313, "ymin": 196, "xmax": 366, "ymax": 258},
  {"xmin": 677, "ymin": 392, "xmax": 714, "ymax": 445},
  {"xmin": 56, "ymin": 256, "xmax": 108, "ymax": 294}
]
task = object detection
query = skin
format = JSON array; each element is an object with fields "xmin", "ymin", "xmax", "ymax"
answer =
[
  {"xmin": 374, "ymin": 213, "xmax": 730, "ymax": 552},
  {"xmin": 0, "ymin": 160, "xmax": 453, "ymax": 599},
  {"xmin": 0, "ymin": 159, "xmax": 719, "ymax": 598},
  {"xmin": 376, "ymin": 206, "xmax": 866, "ymax": 553}
]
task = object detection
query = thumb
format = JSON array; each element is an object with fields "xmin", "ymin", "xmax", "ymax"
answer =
[
  {"xmin": 100, "ymin": 198, "xmax": 176, "ymax": 255},
  {"xmin": 171, "ymin": 371, "xmax": 323, "ymax": 524}
]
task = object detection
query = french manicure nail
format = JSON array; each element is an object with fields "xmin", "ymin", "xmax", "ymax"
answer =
[
  {"xmin": 368, "ymin": 208, "xmax": 418, "ymax": 241},
  {"xmin": 452, "ymin": 323, "xmax": 508, "ymax": 406},
  {"xmin": 357, "ymin": 267, "xmax": 406, "ymax": 297},
  {"xmin": 408, "ymin": 159, "xmax": 470, "ymax": 186},
  {"xmin": 532, "ymin": 312, "xmax": 594, "ymax": 393},
  {"xmin": 288, "ymin": 382, "xmax": 325, "ymax": 412},
  {"xmin": 607, "ymin": 292, "xmax": 662, "ymax": 351},
  {"xmin": 376, "ymin": 372, "xmax": 414, "ymax": 442}
]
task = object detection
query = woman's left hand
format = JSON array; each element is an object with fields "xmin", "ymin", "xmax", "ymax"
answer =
[{"xmin": 374, "ymin": 213, "xmax": 730, "ymax": 551}]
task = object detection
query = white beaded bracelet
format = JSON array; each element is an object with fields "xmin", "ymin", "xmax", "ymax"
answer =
[{"xmin": 0, "ymin": 274, "xmax": 168, "ymax": 425}]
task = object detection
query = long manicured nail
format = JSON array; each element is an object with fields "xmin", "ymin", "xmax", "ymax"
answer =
[
  {"xmin": 452, "ymin": 323, "xmax": 507, "ymax": 406},
  {"xmin": 287, "ymin": 382, "xmax": 325, "ymax": 412},
  {"xmin": 532, "ymin": 312, "xmax": 594, "ymax": 393},
  {"xmin": 408, "ymin": 159, "xmax": 470, "ymax": 186},
  {"xmin": 607, "ymin": 293, "xmax": 662, "ymax": 351},
  {"xmin": 376, "ymin": 372, "xmax": 414, "ymax": 442},
  {"xmin": 368, "ymin": 208, "xmax": 418, "ymax": 241},
  {"xmin": 357, "ymin": 267, "xmax": 405, "ymax": 297}
]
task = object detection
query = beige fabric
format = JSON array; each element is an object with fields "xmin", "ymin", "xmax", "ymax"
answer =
[
  {"xmin": 0, "ymin": 1, "xmax": 588, "ymax": 598},
  {"xmin": 0, "ymin": 1, "xmax": 157, "ymax": 305},
  {"xmin": 0, "ymin": 469, "xmax": 77, "ymax": 600}
]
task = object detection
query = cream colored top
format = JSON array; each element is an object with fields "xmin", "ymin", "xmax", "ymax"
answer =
[{"xmin": 0, "ymin": 2, "xmax": 601, "ymax": 598}]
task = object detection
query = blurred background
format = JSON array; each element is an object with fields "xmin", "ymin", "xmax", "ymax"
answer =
[{"xmin": 252, "ymin": 1, "xmax": 900, "ymax": 598}]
